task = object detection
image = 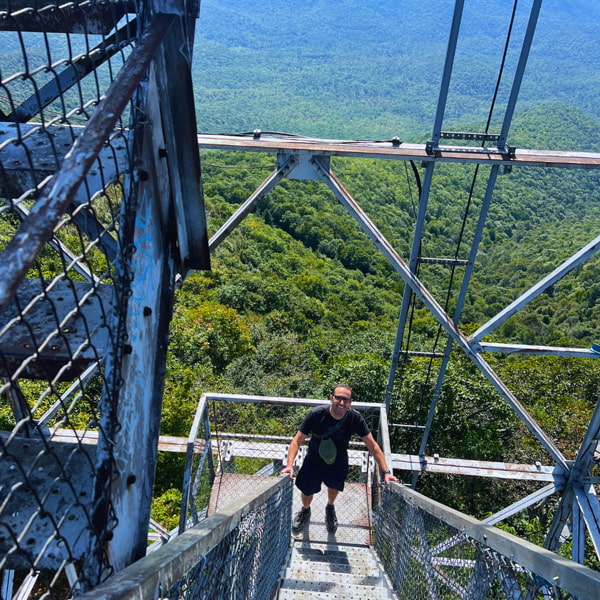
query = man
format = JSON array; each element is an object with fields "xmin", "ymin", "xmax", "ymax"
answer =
[{"xmin": 281, "ymin": 384, "xmax": 397, "ymax": 533}]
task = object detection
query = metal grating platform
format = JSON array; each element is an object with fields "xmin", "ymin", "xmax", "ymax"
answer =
[
  {"xmin": 207, "ymin": 473, "xmax": 275, "ymax": 515},
  {"xmin": 0, "ymin": 279, "xmax": 115, "ymax": 380},
  {"xmin": 291, "ymin": 481, "xmax": 372, "ymax": 546}
]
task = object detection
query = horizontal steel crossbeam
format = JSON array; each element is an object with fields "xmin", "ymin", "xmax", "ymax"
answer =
[
  {"xmin": 51, "ymin": 428, "xmax": 567, "ymax": 483},
  {"xmin": 197, "ymin": 134, "xmax": 600, "ymax": 170}
]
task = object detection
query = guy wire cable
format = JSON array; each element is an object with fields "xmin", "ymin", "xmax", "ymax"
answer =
[
  {"xmin": 402, "ymin": 0, "xmax": 520, "ymax": 447},
  {"xmin": 428, "ymin": 0, "xmax": 520, "ymax": 358}
]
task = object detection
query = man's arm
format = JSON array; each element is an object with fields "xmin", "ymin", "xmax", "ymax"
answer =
[
  {"xmin": 362, "ymin": 433, "xmax": 398, "ymax": 484},
  {"xmin": 280, "ymin": 430, "xmax": 308, "ymax": 478}
]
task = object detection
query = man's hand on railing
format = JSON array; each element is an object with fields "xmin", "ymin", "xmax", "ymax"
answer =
[
  {"xmin": 280, "ymin": 466, "xmax": 295, "ymax": 479},
  {"xmin": 383, "ymin": 471, "xmax": 398, "ymax": 485}
]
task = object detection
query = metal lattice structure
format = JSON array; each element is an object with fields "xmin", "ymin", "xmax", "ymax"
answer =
[
  {"xmin": 197, "ymin": 0, "xmax": 600, "ymax": 572},
  {"xmin": 0, "ymin": 0, "xmax": 208, "ymax": 595},
  {"xmin": 2, "ymin": 0, "xmax": 600, "ymax": 598}
]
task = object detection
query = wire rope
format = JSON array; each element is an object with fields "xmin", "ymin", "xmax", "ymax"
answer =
[{"xmin": 397, "ymin": 0, "xmax": 520, "ymax": 453}]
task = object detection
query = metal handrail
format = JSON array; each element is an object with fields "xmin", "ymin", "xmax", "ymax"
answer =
[
  {"xmin": 78, "ymin": 476, "xmax": 292, "ymax": 600},
  {"xmin": 388, "ymin": 482, "xmax": 600, "ymax": 599}
]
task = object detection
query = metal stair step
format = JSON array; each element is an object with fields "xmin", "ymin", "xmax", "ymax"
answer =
[
  {"xmin": 286, "ymin": 558, "xmax": 380, "ymax": 577},
  {"xmin": 283, "ymin": 567, "xmax": 385, "ymax": 588},
  {"xmin": 291, "ymin": 541, "xmax": 379, "ymax": 567},
  {"xmin": 278, "ymin": 589, "xmax": 393, "ymax": 600},
  {"xmin": 278, "ymin": 578, "xmax": 394, "ymax": 599},
  {"xmin": 278, "ymin": 540, "xmax": 397, "ymax": 600}
]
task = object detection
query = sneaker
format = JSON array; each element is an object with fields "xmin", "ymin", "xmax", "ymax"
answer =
[
  {"xmin": 325, "ymin": 504, "xmax": 338, "ymax": 532},
  {"xmin": 292, "ymin": 507, "xmax": 311, "ymax": 533}
]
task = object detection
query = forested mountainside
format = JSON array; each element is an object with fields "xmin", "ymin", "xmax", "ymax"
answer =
[
  {"xmin": 151, "ymin": 1, "xmax": 600, "ymax": 536},
  {"xmin": 193, "ymin": 0, "xmax": 600, "ymax": 144},
  {"xmin": 156, "ymin": 101, "xmax": 600, "ymax": 542}
]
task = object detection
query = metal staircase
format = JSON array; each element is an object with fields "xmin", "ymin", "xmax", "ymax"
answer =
[{"xmin": 278, "ymin": 540, "xmax": 396, "ymax": 600}]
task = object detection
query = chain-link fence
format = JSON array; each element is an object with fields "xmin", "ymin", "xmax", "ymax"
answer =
[
  {"xmin": 0, "ymin": 1, "xmax": 138, "ymax": 596},
  {"xmin": 375, "ymin": 482, "xmax": 600, "ymax": 600},
  {"xmin": 168, "ymin": 477, "xmax": 292, "ymax": 600}
]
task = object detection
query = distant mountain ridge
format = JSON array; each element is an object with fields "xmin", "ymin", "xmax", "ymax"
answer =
[{"xmin": 193, "ymin": 0, "xmax": 600, "ymax": 147}]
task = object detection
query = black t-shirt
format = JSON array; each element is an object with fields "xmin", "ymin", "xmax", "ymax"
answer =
[{"xmin": 299, "ymin": 405, "xmax": 370, "ymax": 466}]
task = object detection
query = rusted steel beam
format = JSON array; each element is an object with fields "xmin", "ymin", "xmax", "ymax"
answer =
[
  {"xmin": 209, "ymin": 155, "xmax": 296, "ymax": 251},
  {"xmin": 152, "ymin": 15, "xmax": 210, "ymax": 271},
  {"xmin": 51, "ymin": 428, "xmax": 205, "ymax": 454},
  {"xmin": 49, "ymin": 428, "xmax": 568, "ymax": 483},
  {"xmin": 197, "ymin": 134, "xmax": 600, "ymax": 170}
]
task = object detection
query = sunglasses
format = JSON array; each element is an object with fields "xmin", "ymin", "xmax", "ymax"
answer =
[{"xmin": 332, "ymin": 394, "xmax": 352, "ymax": 404}]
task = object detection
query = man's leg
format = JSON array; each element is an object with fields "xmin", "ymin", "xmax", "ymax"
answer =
[
  {"xmin": 301, "ymin": 492, "xmax": 313, "ymax": 508},
  {"xmin": 292, "ymin": 493, "xmax": 313, "ymax": 533},
  {"xmin": 326, "ymin": 488, "xmax": 339, "ymax": 505},
  {"xmin": 325, "ymin": 487, "xmax": 339, "ymax": 532}
]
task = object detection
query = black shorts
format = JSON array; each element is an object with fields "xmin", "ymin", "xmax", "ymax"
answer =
[{"xmin": 295, "ymin": 458, "xmax": 349, "ymax": 496}]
